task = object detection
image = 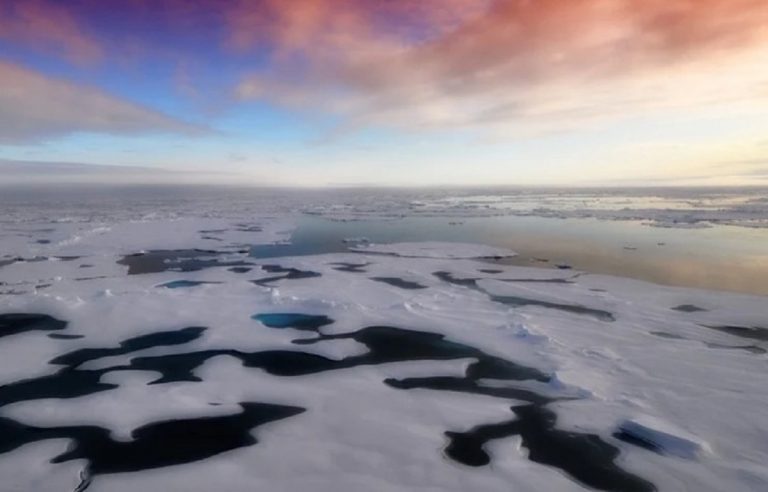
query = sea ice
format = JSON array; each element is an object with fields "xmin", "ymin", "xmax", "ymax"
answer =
[
  {"xmin": 1, "ymin": 204, "xmax": 767, "ymax": 492},
  {"xmin": 350, "ymin": 241, "xmax": 517, "ymax": 259}
]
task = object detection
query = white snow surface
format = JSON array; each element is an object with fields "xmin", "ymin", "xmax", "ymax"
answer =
[{"xmin": 0, "ymin": 207, "xmax": 767, "ymax": 492}]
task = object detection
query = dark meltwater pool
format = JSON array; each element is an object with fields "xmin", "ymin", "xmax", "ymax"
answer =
[{"xmin": 0, "ymin": 312, "xmax": 657, "ymax": 491}]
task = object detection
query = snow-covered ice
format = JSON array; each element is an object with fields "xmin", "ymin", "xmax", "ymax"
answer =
[{"xmin": 1, "ymin": 189, "xmax": 767, "ymax": 492}]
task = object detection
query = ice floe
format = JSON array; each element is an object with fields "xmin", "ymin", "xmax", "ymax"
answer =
[{"xmin": 1, "ymin": 196, "xmax": 767, "ymax": 492}]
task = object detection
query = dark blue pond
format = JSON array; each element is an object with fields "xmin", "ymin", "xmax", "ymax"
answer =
[
  {"xmin": 159, "ymin": 280, "xmax": 220, "ymax": 289},
  {"xmin": 0, "ymin": 313, "xmax": 67, "ymax": 339},
  {"xmin": 0, "ymin": 313, "xmax": 656, "ymax": 491},
  {"xmin": 251, "ymin": 313, "xmax": 334, "ymax": 332}
]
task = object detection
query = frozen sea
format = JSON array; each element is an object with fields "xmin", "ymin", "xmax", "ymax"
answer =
[{"xmin": 0, "ymin": 185, "xmax": 767, "ymax": 491}]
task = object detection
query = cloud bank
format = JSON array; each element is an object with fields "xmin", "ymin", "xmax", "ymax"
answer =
[
  {"xmin": 234, "ymin": 0, "xmax": 768, "ymax": 133},
  {"xmin": 1, "ymin": 0, "xmax": 766, "ymax": 185},
  {"xmin": 0, "ymin": 61, "xmax": 201, "ymax": 143},
  {"xmin": 0, "ymin": 159, "xmax": 247, "ymax": 185}
]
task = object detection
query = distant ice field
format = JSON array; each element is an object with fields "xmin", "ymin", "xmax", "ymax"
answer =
[
  {"xmin": 3, "ymin": 185, "xmax": 768, "ymax": 295},
  {"xmin": 0, "ymin": 185, "xmax": 766, "ymax": 491}
]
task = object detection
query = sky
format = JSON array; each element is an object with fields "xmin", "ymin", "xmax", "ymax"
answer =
[{"xmin": 1, "ymin": 0, "xmax": 767, "ymax": 186}]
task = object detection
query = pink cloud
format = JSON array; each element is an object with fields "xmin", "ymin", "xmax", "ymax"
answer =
[
  {"xmin": 231, "ymin": 0, "xmax": 768, "ymax": 132},
  {"xmin": 0, "ymin": 0, "xmax": 103, "ymax": 64}
]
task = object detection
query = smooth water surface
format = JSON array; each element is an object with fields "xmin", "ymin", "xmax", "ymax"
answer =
[{"xmin": 252, "ymin": 215, "xmax": 768, "ymax": 296}]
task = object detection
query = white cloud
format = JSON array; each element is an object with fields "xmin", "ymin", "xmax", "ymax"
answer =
[{"xmin": 0, "ymin": 61, "xmax": 202, "ymax": 143}]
